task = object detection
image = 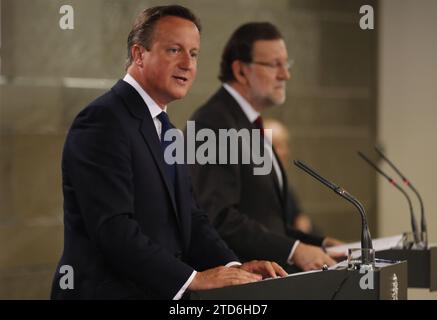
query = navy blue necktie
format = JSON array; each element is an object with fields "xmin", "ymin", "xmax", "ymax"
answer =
[{"xmin": 157, "ymin": 111, "xmax": 176, "ymax": 187}]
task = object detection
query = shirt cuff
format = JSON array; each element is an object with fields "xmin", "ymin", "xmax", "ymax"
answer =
[
  {"xmin": 173, "ymin": 270, "xmax": 197, "ymax": 300},
  {"xmin": 173, "ymin": 260, "xmax": 241, "ymax": 300},
  {"xmin": 225, "ymin": 261, "xmax": 242, "ymax": 267},
  {"xmin": 287, "ymin": 240, "xmax": 301, "ymax": 265}
]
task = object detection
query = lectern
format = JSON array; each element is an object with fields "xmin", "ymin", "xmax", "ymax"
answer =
[
  {"xmin": 192, "ymin": 261, "xmax": 407, "ymax": 300},
  {"xmin": 356, "ymin": 148, "xmax": 434, "ymax": 291},
  {"xmin": 377, "ymin": 246, "xmax": 437, "ymax": 291}
]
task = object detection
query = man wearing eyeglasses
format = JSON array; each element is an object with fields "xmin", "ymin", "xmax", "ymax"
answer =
[{"xmin": 188, "ymin": 22, "xmax": 342, "ymax": 272}]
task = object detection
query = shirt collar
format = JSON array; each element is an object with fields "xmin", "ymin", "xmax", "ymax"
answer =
[
  {"xmin": 123, "ymin": 73, "xmax": 167, "ymax": 118},
  {"xmin": 223, "ymin": 83, "xmax": 260, "ymax": 123}
]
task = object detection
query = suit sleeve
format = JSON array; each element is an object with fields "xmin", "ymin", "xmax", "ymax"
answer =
[
  {"xmin": 185, "ymin": 177, "xmax": 240, "ymax": 271},
  {"xmin": 65, "ymin": 105, "xmax": 193, "ymax": 299},
  {"xmin": 284, "ymin": 188, "xmax": 325, "ymax": 246}
]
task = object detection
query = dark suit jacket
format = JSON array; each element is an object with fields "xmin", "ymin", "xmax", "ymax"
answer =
[
  {"xmin": 51, "ymin": 80, "xmax": 237, "ymax": 300},
  {"xmin": 188, "ymin": 87, "xmax": 324, "ymax": 267}
]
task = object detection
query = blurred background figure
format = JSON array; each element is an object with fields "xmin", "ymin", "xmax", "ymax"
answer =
[{"xmin": 264, "ymin": 118, "xmax": 317, "ymax": 235}]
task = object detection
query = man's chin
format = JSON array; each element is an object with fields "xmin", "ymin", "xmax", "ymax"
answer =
[
  {"xmin": 268, "ymin": 90, "xmax": 286, "ymax": 105},
  {"xmin": 170, "ymin": 89, "xmax": 190, "ymax": 101},
  {"xmin": 271, "ymin": 96, "xmax": 286, "ymax": 106}
]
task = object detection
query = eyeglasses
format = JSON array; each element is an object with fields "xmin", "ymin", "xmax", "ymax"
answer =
[{"xmin": 249, "ymin": 59, "xmax": 294, "ymax": 71}]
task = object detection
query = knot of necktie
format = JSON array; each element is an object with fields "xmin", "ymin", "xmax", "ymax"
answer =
[
  {"xmin": 157, "ymin": 111, "xmax": 172, "ymax": 142},
  {"xmin": 254, "ymin": 116, "xmax": 264, "ymax": 137}
]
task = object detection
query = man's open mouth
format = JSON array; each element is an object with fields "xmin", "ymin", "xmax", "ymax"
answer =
[{"xmin": 173, "ymin": 76, "xmax": 188, "ymax": 82}]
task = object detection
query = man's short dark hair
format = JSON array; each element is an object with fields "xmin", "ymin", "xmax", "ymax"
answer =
[
  {"xmin": 219, "ymin": 22, "xmax": 283, "ymax": 83},
  {"xmin": 125, "ymin": 5, "xmax": 201, "ymax": 70}
]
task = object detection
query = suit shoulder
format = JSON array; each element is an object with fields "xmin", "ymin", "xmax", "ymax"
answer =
[
  {"xmin": 190, "ymin": 93, "xmax": 236, "ymax": 129},
  {"xmin": 85, "ymin": 89, "xmax": 124, "ymax": 115},
  {"xmin": 69, "ymin": 89, "xmax": 127, "ymax": 131}
]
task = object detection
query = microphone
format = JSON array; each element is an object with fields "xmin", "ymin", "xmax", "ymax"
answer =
[
  {"xmin": 293, "ymin": 160, "xmax": 373, "ymax": 265},
  {"xmin": 374, "ymin": 146, "xmax": 427, "ymax": 247},
  {"xmin": 357, "ymin": 151, "xmax": 421, "ymax": 247}
]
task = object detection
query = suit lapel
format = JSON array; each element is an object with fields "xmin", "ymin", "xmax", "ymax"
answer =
[
  {"xmin": 264, "ymin": 140, "xmax": 286, "ymax": 206},
  {"xmin": 271, "ymin": 146, "xmax": 287, "ymax": 203},
  {"xmin": 111, "ymin": 80, "xmax": 180, "ymax": 223},
  {"xmin": 139, "ymin": 117, "xmax": 180, "ymax": 220},
  {"xmin": 273, "ymin": 148, "xmax": 296, "ymax": 227}
]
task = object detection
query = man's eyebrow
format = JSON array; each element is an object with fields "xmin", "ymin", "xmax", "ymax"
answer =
[{"xmin": 159, "ymin": 39, "xmax": 200, "ymax": 52}]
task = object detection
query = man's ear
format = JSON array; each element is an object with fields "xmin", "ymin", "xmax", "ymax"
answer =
[
  {"xmin": 131, "ymin": 44, "xmax": 145, "ymax": 67},
  {"xmin": 231, "ymin": 60, "xmax": 248, "ymax": 85}
]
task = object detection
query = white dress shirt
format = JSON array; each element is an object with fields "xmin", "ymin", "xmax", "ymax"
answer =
[{"xmin": 123, "ymin": 73, "xmax": 166, "ymax": 139}]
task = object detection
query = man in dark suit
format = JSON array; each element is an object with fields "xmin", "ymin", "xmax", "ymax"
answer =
[
  {"xmin": 188, "ymin": 22, "xmax": 342, "ymax": 272},
  {"xmin": 51, "ymin": 6, "xmax": 286, "ymax": 300}
]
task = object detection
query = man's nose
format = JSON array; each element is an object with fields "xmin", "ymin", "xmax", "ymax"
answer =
[
  {"xmin": 179, "ymin": 51, "xmax": 195, "ymax": 70},
  {"xmin": 277, "ymin": 65, "xmax": 290, "ymax": 81}
]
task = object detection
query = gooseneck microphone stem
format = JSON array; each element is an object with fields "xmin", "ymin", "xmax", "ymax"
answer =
[
  {"xmin": 392, "ymin": 184, "xmax": 420, "ymax": 245},
  {"xmin": 294, "ymin": 160, "xmax": 373, "ymax": 263},
  {"xmin": 374, "ymin": 146, "xmax": 427, "ymax": 246},
  {"xmin": 409, "ymin": 184, "xmax": 427, "ymax": 245},
  {"xmin": 358, "ymin": 151, "xmax": 421, "ymax": 246}
]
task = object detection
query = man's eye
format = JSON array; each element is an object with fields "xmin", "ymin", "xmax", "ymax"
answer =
[
  {"xmin": 191, "ymin": 52, "xmax": 199, "ymax": 59},
  {"xmin": 167, "ymin": 48, "xmax": 180, "ymax": 54}
]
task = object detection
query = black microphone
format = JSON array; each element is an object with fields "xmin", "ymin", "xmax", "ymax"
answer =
[
  {"xmin": 374, "ymin": 146, "xmax": 427, "ymax": 247},
  {"xmin": 357, "ymin": 151, "xmax": 421, "ymax": 247},
  {"xmin": 293, "ymin": 160, "xmax": 373, "ymax": 264}
]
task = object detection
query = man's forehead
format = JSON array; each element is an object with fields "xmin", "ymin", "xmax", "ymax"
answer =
[
  {"xmin": 153, "ymin": 16, "xmax": 200, "ymax": 37},
  {"xmin": 252, "ymin": 39, "xmax": 287, "ymax": 57},
  {"xmin": 149, "ymin": 17, "xmax": 200, "ymax": 51}
]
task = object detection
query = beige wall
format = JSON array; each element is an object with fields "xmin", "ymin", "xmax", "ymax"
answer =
[{"xmin": 378, "ymin": 0, "xmax": 437, "ymax": 299}]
